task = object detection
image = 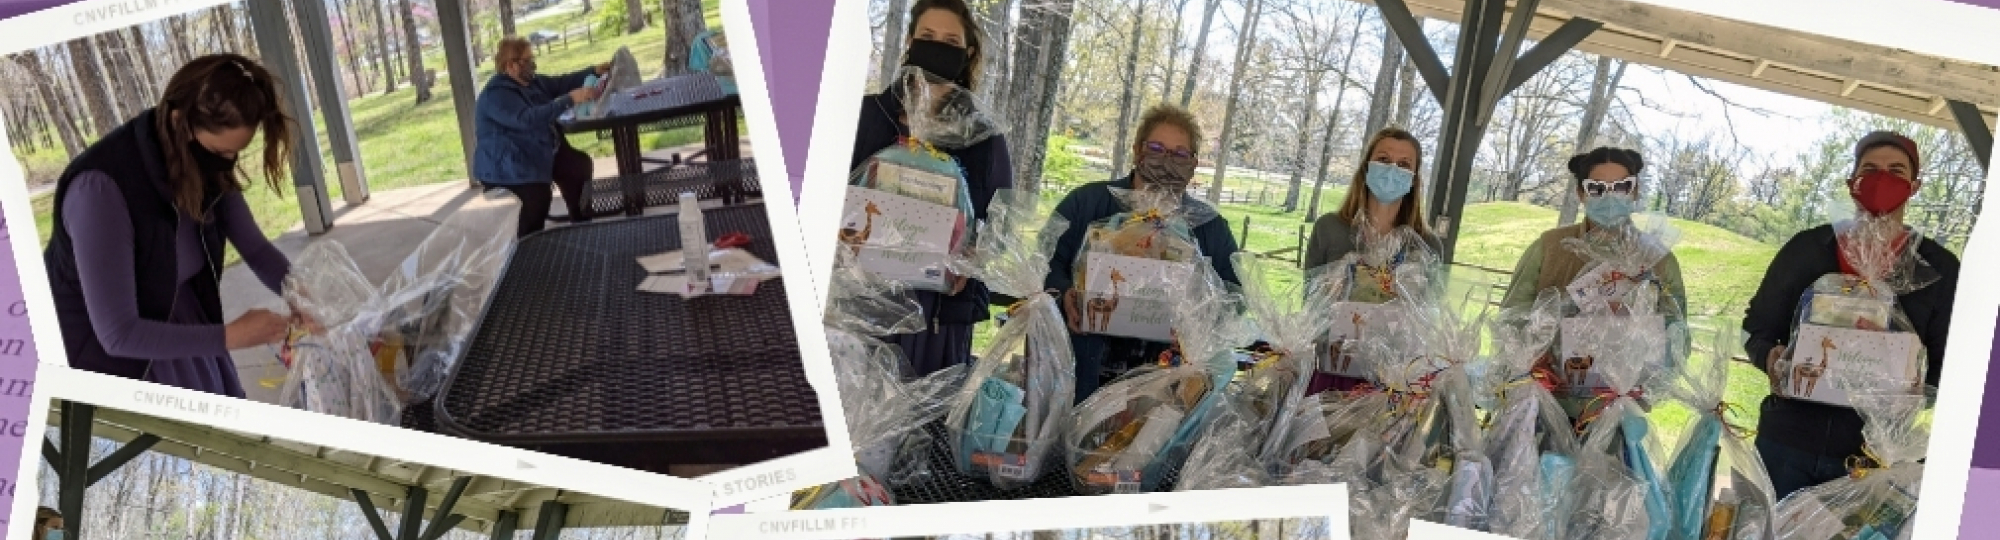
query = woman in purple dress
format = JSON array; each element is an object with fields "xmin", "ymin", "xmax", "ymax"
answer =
[{"xmin": 43, "ymin": 54, "xmax": 300, "ymax": 399}]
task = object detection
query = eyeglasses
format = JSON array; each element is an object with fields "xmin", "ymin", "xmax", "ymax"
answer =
[
  {"xmin": 1582, "ymin": 177, "xmax": 1636, "ymax": 198},
  {"xmin": 1144, "ymin": 141, "xmax": 1196, "ymax": 160}
]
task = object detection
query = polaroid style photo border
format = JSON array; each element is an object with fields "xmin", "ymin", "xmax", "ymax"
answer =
[
  {"xmin": 0, "ymin": 0, "xmax": 857, "ymax": 514},
  {"xmin": 707, "ymin": 484, "xmax": 1350, "ymax": 540},
  {"xmin": 790, "ymin": 0, "xmax": 2000, "ymax": 538},
  {"xmin": 14, "ymin": 365, "xmax": 717, "ymax": 536}
]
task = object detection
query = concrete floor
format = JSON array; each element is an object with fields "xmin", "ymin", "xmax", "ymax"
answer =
[{"xmin": 226, "ymin": 142, "xmax": 757, "ymax": 406}]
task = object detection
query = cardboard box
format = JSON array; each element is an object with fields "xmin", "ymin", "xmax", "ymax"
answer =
[
  {"xmin": 1773, "ymin": 324, "xmax": 1924, "ymax": 407},
  {"xmin": 1074, "ymin": 253, "xmax": 1193, "ymax": 342},
  {"xmin": 838, "ymin": 187, "xmax": 963, "ymax": 290},
  {"xmin": 1556, "ymin": 315, "xmax": 1667, "ymax": 398},
  {"xmin": 1318, "ymin": 301, "xmax": 1387, "ymax": 380}
]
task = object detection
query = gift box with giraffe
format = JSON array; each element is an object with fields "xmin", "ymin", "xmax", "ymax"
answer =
[
  {"xmin": 1067, "ymin": 188, "xmax": 1206, "ymax": 343},
  {"xmin": 1555, "ymin": 315, "xmax": 1669, "ymax": 399},
  {"xmin": 1772, "ymin": 324, "xmax": 1924, "ymax": 407},
  {"xmin": 838, "ymin": 181, "xmax": 966, "ymax": 291}
]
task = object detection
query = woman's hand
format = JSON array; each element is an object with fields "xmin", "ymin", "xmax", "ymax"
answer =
[
  {"xmin": 1062, "ymin": 289, "xmax": 1083, "ymax": 334},
  {"xmin": 947, "ymin": 272, "xmax": 969, "ymax": 295},
  {"xmin": 569, "ymin": 86, "xmax": 603, "ymax": 104},
  {"xmin": 225, "ymin": 309, "xmax": 291, "ymax": 350},
  {"xmin": 1766, "ymin": 345, "xmax": 1788, "ymax": 394},
  {"xmin": 596, "ymin": 61, "xmax": 613, "ymax": 75}
]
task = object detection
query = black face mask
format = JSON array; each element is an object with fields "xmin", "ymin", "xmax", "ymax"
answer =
[
  {"xmin": 187, "ymin": 140, "xmax": 238, "ymax": 176},
  {"xmin": 902, "ymin": 39, "xmax": 968, "ymax": 85}
]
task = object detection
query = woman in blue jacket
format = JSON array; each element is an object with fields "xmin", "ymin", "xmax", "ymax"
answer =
[
  {"xmin": 474, "ymin": 37, "xmax": 612, "ymax": 237},
  {"xmin": 850, "ymin": 0, "xmax": 1012, "ymax": 378}
]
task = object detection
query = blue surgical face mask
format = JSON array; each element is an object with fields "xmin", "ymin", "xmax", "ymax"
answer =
[
  {"xmin": 1365, "ymin": 161, "xmax": 1414, "ymax": 204},
  {"xmin": 46, "ymin": 530, "xmax": 63, "ymax": 540},
  {"xmin": 1585, "ymin": 194, "xmax": 1636, "ymax": 228}
]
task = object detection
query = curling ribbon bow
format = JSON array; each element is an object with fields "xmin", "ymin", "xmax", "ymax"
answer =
[
  {"xmin": 1573, "ymin": 387, "xmax": 1647, "ymax": 434},
  {"xmin": 1847, "ymin": 445, "xmax": 1888, "ymax": 480},
  {"xmin": 1713, "ymin": 401, "xmax": 1758, "ymax": 439},
  {"xmin": 899, "ymin": 136, "xmax": 948, "ymax": 161}
]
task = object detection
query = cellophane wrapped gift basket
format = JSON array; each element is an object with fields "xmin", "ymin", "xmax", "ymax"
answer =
[
  {"xmin": 1311, "ymin": 212, "xmax": 1444, "ymax": 389},
  {"xmin": 1656, "ymin": 323, "xmax": 1779, "ymax": 540},
  {"xmin": 943, "ymin": 189, "xmax": 1077, "ymax": 490},
  {"xmin": 1770, "ymin": 374, "xmax": 1931, "ymax": 540},
  {"xmin": 1477, "ymin": 293, "xmax": 1581, "ymax": 540},
  {"xmin": 278, "ymin": 194, "xmax": 519, "ymax": 424},
  {"xmin": 1563, "ymin": 301, "xmax": 1684, "ymax": 540},
  {"xmin": 1232, "ymin": 252, "xmax": 1338, "ymax": 464},
  {"xmin": 1063, "ymin": 188, "xmax": 1208, "ymax": 343},
  {"xmin": 823, "ymin": 250, "xmax": 968, "ymax": 490},
  {"xmin": 1550, "ymin": 214, "xmax": 1688, "ymax": 406},
  {"xmin": 1770, "ymin": 213, "xmax": 1935, "ymax": 409},
  {"xmin": 838, "ymin": 66, "xmax": 990, "ymax": 292},
  {"xmin": 1062, "ymin": 261, "xmax": 1244, "ymax": 495}
]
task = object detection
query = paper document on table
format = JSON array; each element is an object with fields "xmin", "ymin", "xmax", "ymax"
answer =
[{"xmin": 638, "ymin": 248, "xmax": 777, "ymax": 274}]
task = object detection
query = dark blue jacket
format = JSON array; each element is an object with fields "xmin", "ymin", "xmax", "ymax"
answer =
[
  {"xmin": 473, "ymin": 68, "xmax": 595, "ymax": 185},
  {"xmin": 851, "ymin": 91, "xmax": 1013, "ymax": 325},
  {"xmin": 1043, "ymin": 178, "xmax": 1243, "ymax": 293}
]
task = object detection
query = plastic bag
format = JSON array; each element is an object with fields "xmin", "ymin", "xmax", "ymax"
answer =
[
  {"xmin": 790, "ymin": 476, "xmax": 897, "ymax": 510},
  {"xmin": 1481, "ymin": 293, "xmax": 1580, "ymax": 540},
  {"xmin": 573, "ymin": 46, "xmax": 642, "ymax": 120},
  {"xmin": 1657, "ymin": 323, "xmax": 1778, "ymax": 540},
  {"xmin": 1551, "ymin": 214, "xmax": 1689, "ymax": 401},
  {"xmin": 382, "ymin": 193, "xmax": 519, "ymax": 404},
  {"xmin": 1566, "ymin": 311, "xmax": 1681, "ymax": 540},
  {"xmin": 1063, "ymin": 261, "xmax": 1244, "ymax": 494},
  {"xmin": 1771, "ymin": 214, "xmax": 1935, "ymax": 408},
  {"xmin": 1769, "ymin": 386, "xmax": 1929, "ymax": 540},
  {"xmin": 942, "ymin": 189, "xmax": 1076, "ymax": 489},
  {"xmin": 837, "ymin": 67, "xmax": 992, "ymax": 292},
  {"xmin": 823, "ymin": 248, "xmax": 967, "ymax": 481},
  {"xmin": 1312, "ymin": 214, "xmax": 1444, "ymax": 387},
  {"xmin": 1063, "ymin": 187, "xmax": 1212, "ymax": 343},
  {"xmin": 1232, "ymin": 252, "xmax": 1339, "ymax": 454}
]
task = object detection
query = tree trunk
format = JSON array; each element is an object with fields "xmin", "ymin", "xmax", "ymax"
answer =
[
  {"xmin": 1395, "ymin": 45, "xmax": 1419, "ymax": 127},
  {"xmin": 1159, "ymin": 0, "xmax": 1190, "ymax": 99},
  {"xmin": 980, "ymin": 0, "xmax": 1016, "ymax": 108},
  {"xmin": 1203, "ymin": 0, "xmax": 1262, "ymax": 203},
  {"xmin": 1002, "ymin": 0, "xmax": 1079, "ymax": 194},
  {"xmin": 1108, "ymin": 0, "xmax": 1149, "ymax": 178},
  {"xmin": 876, "ymin": 0, "xmax": 908, "ymax": 91},
  {"xmin": 1306, "ymin": 11, "xmax": 1364, "ymax": 222},
  {"xmin": 215, "ymin": 4, "xmax": 246, "ymax": 56},
  {"xmin": 169, "ymin": 15, "xmax": 195, "ymax": 66},
  {"xmin": 94, "ymin": 34, "xmax": 138, "ymax": 121},
  {"xmin": 372, "ymin": 0, "xmax": 397, "ymax": 92},
  {"xmin": 1178, "ymin": 0, "xmax": 1220, "ymax": 106},
  {"xmin": 499, "ymin": 0, "xmax": 517, "ymax": 36},
  {"xmin": 126, "ymin": 27, "xmax": 161, "ymax": 104},
  {"xmin": 1361, "ymin": 21, "xmax": 1401, "ymax": 141},
  {"xmin": 1283, "ymin": 69, "xmax": 1322, "ymax": 212},
  {"xmin": 24, "ymin": 51, "xmax": 84, "ymax": 156},
  {"xmin": 66, "ymin": 39, "xmax": 119, "ymax": 135},
  {"xmin": 1558, "ymin": 55, "xmax": 1627, "ymax": 226},
  {"xmin": 624, "ymin": 0, "xmax": 647, "ymax": 33},
  {"xmin": 661, "ymin": 0, "xmax": 704, "ymax": 76},
  {"xmin": 399, "ymin": 0, "xmax": 432, "ymax": 103},
  {"xmin": 336, "ymin": 0, "xmax": 370, "ymax": 96}
]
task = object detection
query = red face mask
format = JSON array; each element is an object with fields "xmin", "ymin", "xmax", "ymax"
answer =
[{"xmin": 1851, "ymin": 170, "xmax": 1914, "ymax": 215}]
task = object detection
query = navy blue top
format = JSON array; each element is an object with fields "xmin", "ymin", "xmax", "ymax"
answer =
[
  {"xmin": 473, "ymin": 68, "xmax": 595, "ymax": 185},
  {"xmin": 1042, "ymin": 178, "xmax": 1243, "ymax": 293}
]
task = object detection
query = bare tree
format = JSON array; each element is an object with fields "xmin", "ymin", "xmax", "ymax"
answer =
[
  {"xmin": 1203, "ymin": 0, "xmax": 1265, "ymax": 203},
  {"xmin": 1304, "ymin": 3, "xmax": 1365, "ymax": 222},
  {"xmin": 335, "ymin": 0, "xmax": 371, "ymax": 96},
  {"xmin": 1178, "ymin": 0, "xmax": 1220, "ymax": 106},
  {"xmin": 661, "ymin": 0, "xmax": 705, "ymax": 76},
  {"xmin": 499, "ymin": 0, "xmax": 517, "ymax": 36},
  {"xmin": 1002, "ymin": 0, "xmax": 1081, "ymax": 193},
  {"xmin": 625, "ymin": 0, "xmax": 649, "ymax": 34},
  {"xmin": 876, "ymin": 0, "xmax": 908, "ymax": 90},
  {"xmin": 1361, "ymin": 17, "xmax": 1401, "ymax": 140},
  {"xmin": 1108, "ymin": 0, "xmax": 1151, "ymax": 177},
  {"xmin": 373, "ymin": 0, "xmax": 398, "ymax": 93},
  {"xmin": 1556, "ymin": 55, "xmax": 1627, "ymax": 225},
  {"xmin": 399, "ymin": 0, "xmax": 432, "ymax": 103}
]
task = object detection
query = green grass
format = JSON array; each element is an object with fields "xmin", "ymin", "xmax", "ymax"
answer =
[{"xmin": 21, "ymin": 0, "xmax": 729, "ymax": 267}]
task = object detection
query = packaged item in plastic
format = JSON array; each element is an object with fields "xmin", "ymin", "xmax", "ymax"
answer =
[
  {"xmin": 1063, "ymin": 188, "xmax": 1210, "ymax": 342},
  {"xmin": 837, "ymin": 66, "xmax": 994, "ymax": 292},
  {"xmin": 1552, "ymin": 214, "xmax": 1688, "ymax": 400},
  {"xmin": 1064, "ymin": 262, "xmax": 1245, "ymax": 494},
  {"xmin": 1231, "ymin": 253, "xmax": 1340, "ymax": 454},
  {"xmin": 824, "ymin": 250, "xmax": 965, "ymax": 481},
  {"xmin": 1480, "ymin": 293, "xmax": 1581, "ymax": 540},
  {"xmin": 1313, "ymin": 214, "xmax": 1444, "ymax": 386},
  {"xmin": 382, "ymin": 193, "xmax": 520, "ymax": 404},
  {"xmin": 1658, "ymin": 323, "xmax": 1778, "ymax": 540},
  {"xmin": 1565, "ymin": 309, "xmax": 1682, "ymax": 540},
  {"xmin": 1174, "ymin": 396, "xmax": 1273, "ymax": 491},
  {"xmin": 943, "ymin": 189, "xmax": 1076, "ymax": 489},
  {"xmin": 1771, "ymin": 382, "xmax": 1930, "ymax": 540},
  {"xmin": 1771, "ymin": 214, "xmax": 1936, "ymax": 408},
  {"xmin": 790, "ymin": 476, "xmax": 897, "ymax": 510}
]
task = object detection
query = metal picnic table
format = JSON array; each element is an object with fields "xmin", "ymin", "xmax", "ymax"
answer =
[
  {"xmin": 560, "ymin": 72, "xmax": 744, "ymax": 217},
  {"xmin": 415, "ymin": 202, "xmax": 826, "ymax": 472}
]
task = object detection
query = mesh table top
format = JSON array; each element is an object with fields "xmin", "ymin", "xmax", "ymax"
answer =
[
  {"xmin": 564, "ymin": 73, "xmax": 739, "ymax": 133},
  {"xmin": 433, "ymin": 204, "xmax": 821, "ymax": 445},
  {"xmin": 586, "ymin": 159, "xmax": 762, "ymax": 216}
]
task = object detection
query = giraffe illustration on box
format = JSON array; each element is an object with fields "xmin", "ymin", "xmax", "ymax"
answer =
[
  {"xmin": 840, "ymin": 201, "xmax": 882, "ymax": 257},
  {"xmin": 1087, "ymin": 269, "xmax": 1126, "ymax": 332},
  {"xmin": 1564, "ymin": 355, "xmax": 1595, "ymax": 389},
  {"xmin": 1338, "ymin": 311, "xmax": 1365, "ymax": 373},
  {"xmin": 1793, "ymin": 336, "xmax": 1835, "ymax": 397}
]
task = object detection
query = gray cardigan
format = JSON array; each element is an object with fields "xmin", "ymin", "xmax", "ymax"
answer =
[{"xmin": 1303, "ymin": 212, "xmax": 1444, "ymax": 273}]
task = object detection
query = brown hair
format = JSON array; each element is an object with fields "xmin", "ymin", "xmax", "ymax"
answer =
[
  {"xmin": 32, "ymin": 507, "xmax": 60, "ymax": 539},
  {"xmin": 494, "ymin": 37, "xmax": 534, "ymax": 74},
  {"xmin": 154, "ymin": 53, "xmax": 293, "ymax": 222},
  {"xmin": 1130, "ymin": 103, "xmax": 1205, "ymax": 161},
  {"xmin": 904, "ymin": 0, "xmax": 985, "ymax": 90},
  {"xmin": 1336, "ymin": 127, "xmax": 1435, "ymax": 238}
]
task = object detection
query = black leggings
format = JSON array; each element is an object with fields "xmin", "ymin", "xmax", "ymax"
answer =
[{"xmin": 499, "ymin": 142, "xmax": 596, "ymax": 238}]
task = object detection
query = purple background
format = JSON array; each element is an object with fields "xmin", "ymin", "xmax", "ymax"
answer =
[
  {"xmin": 746, "ymin": 0, "xmax": 833, "ymax": 204},
  {"xmin": 0, "ymin": 211, "xmax": 28, "ymax": 528}
]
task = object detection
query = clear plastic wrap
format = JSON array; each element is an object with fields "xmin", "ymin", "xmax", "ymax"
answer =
[
  {"xmin": 1658, "ymin": 323, "xmax": 1778, "ymax": 540},
  {"xmin": 837, "ymin": 67, "xmax": 994, "ymax": 292},
  {"xmin": 1481, "ymin": 293, "xmax": 1581, "ymax": 540},
  {"xmin": 942, "ymin": 189, "xmax": 1076, "ymax": 489},
  {"xmin": 823, "ymin": 248, "xmax": 967, "ymax": 481},
  {"xmin": 572, "ymin": 46, "xmax": 642, "ymax": 121},
  {"xmin": 1565, "ymin": 309, "xmax": 1681, "ymax": 540},
  {"xmin": 1174, "ymin": 396, "xmax": 1273, "ymax": 491},
  {"xmin": 277, "ymin": 194, "xmax": 520, "ymax": 424},
  {"xmin": 1771, "ymin": 213, "xmax": 1935, "ymax": 408},
  {"xmin": 1552, "ymin": 213, "xmax": 1689, "ymax": 400},
  {"xmin": 1312, "ymin": 213, "xmax": 1445, "ymax": 386},
  {"xmin": 1771, "ymin": 384, "xmax": 1930, "ymax": 540},
  {"xmin": 1062, "ymin": 261, "xmax": 1244, "ymax": 494},
  {"xmin": 1232, "ymin": 252, "xmax": 1340, "ymax": 454},
  {"xmin": 789, "ymin": 476, "xmax": 897, "ymax": 510},
  {"xmin": 1063, "ymin": 188, "xmax": 1212, "ymax": 343}
]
